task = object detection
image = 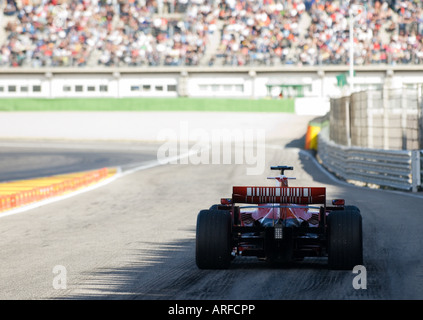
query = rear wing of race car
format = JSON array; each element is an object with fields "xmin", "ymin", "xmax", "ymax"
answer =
[
  {"xmin": 221, "ymin": 186, "xmax": 327, "ymax": 228},
  {"xmin": 231, "ymin": 186, "xmax": 326, "ymax": 206}
]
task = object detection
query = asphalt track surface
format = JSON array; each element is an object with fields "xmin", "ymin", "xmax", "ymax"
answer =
[
  {"xmin": 0, "ymin": 140, "xmax": 160, "ymax": 182},
  {"xmin": 0, "ymin": 113, "xmax": 422, "ymax": 302}
]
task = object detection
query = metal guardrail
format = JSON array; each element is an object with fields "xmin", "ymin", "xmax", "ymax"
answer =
[
  {"xmin": 318, "ymin": 127, "xmax": 422, "ymax": 192},
  {"xmin": 421, "ymin": 151, "xmax": 423, "ymax": 187}
]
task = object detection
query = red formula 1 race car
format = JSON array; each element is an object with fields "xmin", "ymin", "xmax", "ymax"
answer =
[{"xmin": 196, "ymin": 166, "xmax": 363, "ymax": 270}]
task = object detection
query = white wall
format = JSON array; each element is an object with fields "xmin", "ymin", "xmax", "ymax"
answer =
[
  {"xmin": 118, "ymin": 74, "xmax": 178, "ymax": 97},
  {"xmin": 50, "ymin": 74, "xmax": 117, "ymax": 98},
  {"xmin": 0, "ymin": 67, "xmax": 423, "ymax": 101},
  {"xmin": 187, "ymin": 73, "xmax": 250, "ymax": 98},
  {"xmin": 0, "ymin": 75, "xmax": 48, "ymax": 97}
]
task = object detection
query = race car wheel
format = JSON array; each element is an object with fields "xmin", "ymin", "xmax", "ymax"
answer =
[
  {"xmin": 209, "ymin": 204, "xmax": 220, "ymax": 210},
  {"xmin": 196, "ymin": 209, "xmax": 232, "ymax": 269},
  {"xmin": 327, "ymin": 206, "xmax": 363, "ymax": 270}
]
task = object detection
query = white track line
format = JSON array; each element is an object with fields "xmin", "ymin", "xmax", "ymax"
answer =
[{"xmin": 0, "ymin": 170, "xmax": 122, "ymax": 218}]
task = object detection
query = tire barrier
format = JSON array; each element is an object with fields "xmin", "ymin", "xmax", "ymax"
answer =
[{"xmin": 0, "ymin": 168, "xmax": 115, "ymax": 213}]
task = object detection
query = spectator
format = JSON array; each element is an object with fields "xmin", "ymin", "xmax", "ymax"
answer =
[{"xmin": 1, "ymin": 0, "xmax": 423, "ymax": 67}]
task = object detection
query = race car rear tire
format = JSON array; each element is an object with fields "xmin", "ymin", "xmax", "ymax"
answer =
[
  {"xmin": 196, "ymin": 209, "xmax": 232, "ymax": 269},
  {"xmin": 209, "ymin": 204, "xmax": 220, "ymax": 210},
  {"xmin": 327, "ymin": 206, "xmax": 363, "ymax": 270}
]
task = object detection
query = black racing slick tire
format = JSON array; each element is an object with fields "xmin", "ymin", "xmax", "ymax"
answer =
[
  {"xmin": 327, "ymin": 206, "xmax": 363, "ymax": 270},
  {"xmin": 209, "ymin": 204, "xmax": 220, "ymax": 210},
  {"xmin": 196, "ymin": 209, "xmax": 232, "ymax": 269}
]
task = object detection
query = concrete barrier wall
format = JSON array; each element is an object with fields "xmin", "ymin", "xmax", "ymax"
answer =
[{"xmin": 1, "ymin": 66, "xmax": 423, "ymax": 104}]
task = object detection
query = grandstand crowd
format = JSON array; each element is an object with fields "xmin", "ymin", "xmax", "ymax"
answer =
[{"xmin": 0, "ymin": 0, "xmax": 422, "ymax": 67}]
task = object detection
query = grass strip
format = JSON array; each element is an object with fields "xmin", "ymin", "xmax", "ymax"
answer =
[{"xmin": 0, "ymin": 97, "xmax": 295, "ymax": 113}]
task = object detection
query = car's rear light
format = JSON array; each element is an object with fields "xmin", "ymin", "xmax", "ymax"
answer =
[
  {"xmin": 332, "ymin": 199, "xmax": 345, "ymax": 206},
  {"xmin": 274, "ymin": 224, "xmax": 283, "ymax": 239},
  {"xmin": 221, "ymin": 198, "xmax": 232, "ymax": 205}
]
